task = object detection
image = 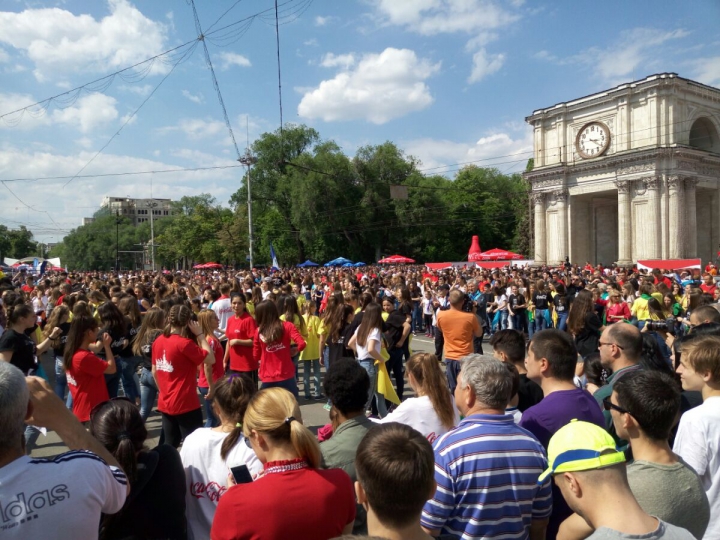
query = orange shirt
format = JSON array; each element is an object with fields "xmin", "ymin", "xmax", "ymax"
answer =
[{"xmin": 436, "ymin": 309, "xmax": 480, "ymax": 360}]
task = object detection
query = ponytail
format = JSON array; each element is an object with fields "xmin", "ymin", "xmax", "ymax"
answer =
[
  {"xmin": 7, "ymin": 303, "xmax": 33, "ymax": 326},
  {"xmin": 407, "ymin": 352, "xmax": 455, "ymax": 430},
  {"xmin": 243, "ymin": 387, "xmax": 321, "ymax": 468},
  {"xmin": 215, "ymin": 374, "xmax": 258, "ymax": 461}
]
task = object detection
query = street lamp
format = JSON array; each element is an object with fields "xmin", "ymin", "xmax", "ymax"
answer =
[
  {"xmin": 115, "ymin": 209, "xmax": 121, "ymax": 272},
  {"xmin": 238, "ymin": 149, "xmax": 257, "ymax": 269},
  {"xmin": 146, "ymin": 200, "xmax": 158, "ymax": 272}
]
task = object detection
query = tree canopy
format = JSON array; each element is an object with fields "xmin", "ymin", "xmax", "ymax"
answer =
[{"xmin": 49, "ymin": 124, "xmax": 530, "ymax": 270}]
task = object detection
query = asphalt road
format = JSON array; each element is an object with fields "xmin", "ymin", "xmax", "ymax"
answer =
[{"xmin": 30, "ymin": 333, "xmax": 439, "ymax": 458}]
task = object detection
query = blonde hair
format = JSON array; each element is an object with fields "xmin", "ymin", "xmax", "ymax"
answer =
[
  {"xmin": 683, "ymin": 335, "xmax": 720, "ymax": 382},
  {"xmin": 197, "ymin": 309, "xmax": 217, "ymax": 338},
  {"xmin": 243, "ymin": 387, "xmax": 320, "ymax": 468}
]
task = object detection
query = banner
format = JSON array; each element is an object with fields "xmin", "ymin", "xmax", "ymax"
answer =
[{"xmin": 270, "ymin": 243, "xmax": 279, "ymax": 270}]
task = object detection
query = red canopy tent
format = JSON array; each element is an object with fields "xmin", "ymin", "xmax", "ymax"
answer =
[
  {"xmin": 478, "ymin": 248, "xmax": 523, "ymax": 261},
  {"xmin": 193, "ymin": 262, "xmax": 224, "ymax": 269},
  {"xmin": 378, "ymin": 254, "xmax": 416, "ymax": 264}
]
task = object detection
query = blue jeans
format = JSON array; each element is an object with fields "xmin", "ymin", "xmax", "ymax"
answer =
[
  {"xmin": 262, "ymin": 377, "xmax": 299, "ymax": 399},
  {"xmin": 302, "ymin": 360, "xmax": 321, "ymax": 398},
  {"xmin": 198, "ymin": 386, "xmax": 219, "ymax": 428},
  {"xmin": 412, "ymin": 303, "xmax": 423, "ymax": 332},
  {"xmin": 556, "ymin": 311, "xmax": 568, "ymax": 331},
  {"xmin": 105, "ymin": 372, "xmax": 120, "ymax": 399},
  {"xmin": 358, "ymin": 359, "xmax": 387, "ymax": 417},
  {"xmin": 511, "ymin": 312, "xmax": 526, "ymax": 334},
  {"xmin": 118, "ymin": 357, "xmax": 140, "ymax": 402},
  {"xmin": 493, "ymin": 310, "xmax": 508, "ymax": 332},
  {"xmin": 535, "ymin": 309, "xmax": 550, "ymax": 332},
  {"xmin": 54, "ymin": 356, "xmax": 73, "ymax": 409},
  {"xmin": 528, "ymin": 316, "xmax": 537, "ymax": 338},
  {"xmin": 139, "ymin": 367, "xmax": 158, "ymax": 422},
  {"xmin": 25, "ymin": 424, "xmax": 41, "ymax": 455},
  {"xmin": 446, "ymin": 359, "xmax": 462, "ymax": 394}
]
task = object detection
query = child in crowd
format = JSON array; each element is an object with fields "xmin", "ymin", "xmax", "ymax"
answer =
[{"xmin": 300, "ymin": 301, "xmax": 322, "ymax": 400}]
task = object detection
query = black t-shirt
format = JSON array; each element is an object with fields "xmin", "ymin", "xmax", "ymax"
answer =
[
  {"xmin": 327, "ymin": 321, "xmax": 355, "ymax": 365},
  {"xmin": 139, "ymin": 329, "xmax": 162, "ymax": 371},
  {"xmin": 0, "ymin": 329, "xmax": 38, "ymax": 375},
  {"xmin": 553, "ymin": 294, "xmax": 568, "ymax": 313},
  {"xmin": 532, "ymin": 292, "xmax": 549, "ymax": 310},
  {"xmin": 575, "ymin": 313, "xmax": 602, "ymax": 358},
  {"xmin": 508, "ymin": 294, "xmax": 526, "ymax": 311},
  {"xmin": 383, "ymin": 311, "xmax": 406, "ymax": 349},
  {"xmin": 518, "ymin": 374, "xmax": 544, "ymax": 412},
  {"xmin": 98, "ymin": 325, "xmax": 130, "ymax": 359},
  {"xmin": 52, "ymin": 322, "xmax": 72, "ymax": 358}
]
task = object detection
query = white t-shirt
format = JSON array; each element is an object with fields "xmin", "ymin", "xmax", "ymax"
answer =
[
  {"xmin": 212, "ymin": 297, "xmax": 233, "ymax": 334},
  {"xmin": 673, "ymin": 396, "xmax": 720, "ymax": 540},
  {"xmin": 0, "ymin": 451, "xmax": 126, "ymax": 540},
  {"xmin": 180, "ymin": 428, "xmax": 263, "ymax": 540},
  {"xmin": 421, "ymin": 298, "xmax": 434, "ymax": 315},
  {"xmin": 354, "ymin": 327, "xmax": 381, "ymax": 361},
  {"xmin": 374, "ymin": 395, "xmax": 460, "ymax": 444}
]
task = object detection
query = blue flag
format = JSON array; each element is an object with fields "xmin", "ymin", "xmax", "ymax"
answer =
[{"xmin": 270, "ymin": 243, "xmax": 279, "ymax": 270}]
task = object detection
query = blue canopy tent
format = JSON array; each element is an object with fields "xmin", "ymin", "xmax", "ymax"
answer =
[
  {"xmin": 353, "ymin": 262, "xmax": 366, "ymax": 267},
  {"xmin": 342, "ymin": 262, "xmax": 354, "ymax": 267},
  {"xmin": 297, "ymin": 260, "xmax": 319, "ymax": 267},
  {"xmin": 325, "ymin": 257, "xmax": 353, "ymax": 267}
]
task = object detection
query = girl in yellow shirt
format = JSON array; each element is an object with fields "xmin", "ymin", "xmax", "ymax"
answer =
[{"xmin": 300, "ymin": 302, "xmax": 322, "ymax": 400}]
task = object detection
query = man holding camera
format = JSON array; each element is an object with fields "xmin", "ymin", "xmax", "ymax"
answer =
[{"xmin": 436, "ymin": 289, "xmax": 482, "ymax": 393}]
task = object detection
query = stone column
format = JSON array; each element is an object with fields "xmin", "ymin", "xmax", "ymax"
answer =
[
  {"xmin": 666, "ymin": 175, "xmax": 684, "ymax": 259},
  {"xmin": 644, "ymin": 177, "xmax": 662, "ymax": 259},
  {"xmin": 685, "ymin": 178, "xmax": 698, "ymax": 257},
  {"xmin": 555, "ymin": 189, "xmax": 569, "ymax": 264},
  {"xmin": 615, "ymin": 179, "xmax": 633, "ymax": 265},
  {"xmin": 532, "ymin": 192, "xmax": 546, "ymax": 264}
]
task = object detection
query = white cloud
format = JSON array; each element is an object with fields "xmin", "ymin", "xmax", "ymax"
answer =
[
  {"xmin": 537, "ymin": 27, "xmax": 690, "ymax": 84},
  {"xmin": 0, "ymin": 48, "xmax": 9, "ymax": 63},
  {"xmin": 217, "ymin": 52, "xmax": 251, "ymax": 70},
  {"xmin": 320, "ymin": 53, "xmax": 356, "ymax": 69},
  {"xmin": 304, "ymin": 38, "xmax": 319, "ymax": 47},
  {"xmin": 468, "ymin": 48, "xmax": 505, "ymax": 83},
  {"xmin": 181, "ymin": 90, "xmax": 204, "ymax": 104},
  {"xmin": 372, "ymin": 0, "xmax": 520, "ymax": 36},
  {"xmin": 119, "ymin": 84, "xmax": 154, "ymax": 97},
  {"xmin": 688, "ymin": 56, "xmax": 720, "ymax": 87},
  {"xmin": 158, "ymin": 118, "xmax": 226, "ymax": 140},
  {"xmin": 1, "ymin": 92, "xmax": 118, "ymax": 133},
  {"xmin": 0, "ymin": 146, "xmax": 238, "ymax": 240},
  {"xmin": 0, "ymin": 0, "xmax": 169, "ymax": 81},
  {"xmin": 51, "ymin": 94, "xmax": 119, "ymax": 133},
  {"xmin": 170, "ymin": 149, "xmax": 229, "ymax": 167},
  {"xmin": 404, "ymin": 128, "xmax": 533, "ymax": 174},
  {"xmin": 315, "ymin": 16, "xmax": 337, "ymax": 27},
  {"xmin": 75, "ymin": 137, "xmax": 93, "ymax": 149},
  {"xmin": 298, "ymin": 48, "xmax": 440, "ymax": 124}
]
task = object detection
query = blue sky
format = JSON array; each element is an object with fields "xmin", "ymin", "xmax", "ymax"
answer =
[{"xmin": 1, "ymin": 0, "xmax": 719, "ymax": 242}]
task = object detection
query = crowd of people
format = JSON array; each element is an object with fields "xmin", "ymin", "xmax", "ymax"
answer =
[{"xmin": 0, "ymin": 260, "xmax": 719, "ymax": 540}]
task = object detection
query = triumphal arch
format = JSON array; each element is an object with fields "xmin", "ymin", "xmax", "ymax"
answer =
[{"xmin": 524, "ymin": 73, "xmax": 720, "ymax": 265}]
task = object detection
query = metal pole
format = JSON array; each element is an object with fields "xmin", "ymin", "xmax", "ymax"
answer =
[
  {"xmin": 149, "ymin": 202, "xmax": 156, "ymax": 272},
  {"xmin": 238, "ymin": 150, "xmax": 257, "ymax": 269},
  {"xmin": 116, "ymin": 210, "xmax": 120, "ymax": 272}
]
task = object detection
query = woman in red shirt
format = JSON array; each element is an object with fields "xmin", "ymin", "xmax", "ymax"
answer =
[
  {"xmin": 605, "ymin": 290, "xmax": 631, "ymax": 324},
  {"xmin": 198, "ymin": 309, "xmax": 226, "ymax": 428},
  {"xmin": 64, "ymin": 314, "xmax": 117, "ymax": 423},
  {"xmin": 152, "ymin": 304, "xmax": 214, "ymax": 448},
  {"xmin": 210, "ymin": 387, "xmax": 355, "ymax": 540},
  {"xmin": 223, "ymin": 293, "xmax": 258, "ymax": 385},
  {"xmin": 253, "ymin": 301, "xmax": 306, "ymax": 399}
]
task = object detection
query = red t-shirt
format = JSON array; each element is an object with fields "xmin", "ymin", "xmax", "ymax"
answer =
[
  {"xmin": 253, "ymin": 321, "xmax": 306, "ymax": 382},
  {"xmin": 152, "ymin": 334, "xmax": 208, "ymax": 415},
  {"xmin": 701, "ymin": 282, "xmax": 717, "ymax": 294},
  {"xmin": 210, "ymin": 465, "xmax": 355, "ymax": 540},
  {"xmin": 198, "ymin": 336, "xmax": 225, "ymax": 389},
  {"xmin": 66, "ymin": 349, "xmax": 109, "ymax": 422},
  {"xmin": 225, "ymin": 313, "xmax": 258, "ymax": 372}
]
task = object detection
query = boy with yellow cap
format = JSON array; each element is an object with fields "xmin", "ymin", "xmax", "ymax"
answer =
[{"xmin": 540, "ymin": 420, "xmax": 694, "ymax": 540}]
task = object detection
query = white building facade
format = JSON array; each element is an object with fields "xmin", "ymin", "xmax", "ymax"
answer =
[
  {"xmin": 101, "ymin": 196, "xmax": 174, "ymax": 226},
  {"xmin": 524, "ymin": 73, "xmax": 720, "ymax": 266}
]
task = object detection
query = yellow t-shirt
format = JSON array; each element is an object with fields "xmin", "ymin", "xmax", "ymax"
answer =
[
  {"xmin": 296, "ymin": 295, "xmax": 306, "ymax": 312},
  {"xmin": 246, "ymin": 302, "xmax": 255, "ymax": 318},
  {"xmin": 300, "ymin": 314, "xmax": 321, "ymax": 360},
  {"xmin": 631, "ymin": 296, "xmax": 651, "ymax": 321}
]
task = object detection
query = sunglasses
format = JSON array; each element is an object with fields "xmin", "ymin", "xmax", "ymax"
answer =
[{"xmin": 602, "ymin": 397, "xmax": 631, "ymax": 415}]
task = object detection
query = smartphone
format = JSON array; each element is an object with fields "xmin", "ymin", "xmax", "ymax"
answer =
[{"xmin": 230, "ymin": 464, "xmax": 253, "ymax": 484}]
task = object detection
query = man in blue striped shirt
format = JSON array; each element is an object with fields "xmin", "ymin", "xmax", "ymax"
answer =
[{"xmin": 421, "ymin": 354, "xmax": 552, "ymax": 539}]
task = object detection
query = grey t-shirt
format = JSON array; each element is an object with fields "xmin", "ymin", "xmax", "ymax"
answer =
[
  {"xmin": 588, "ymin": 520, "xmax": 695, "ymax": 540},
  {"xmin": 627, "ymin": 459, "xmax": 710, "ymax": 540}
]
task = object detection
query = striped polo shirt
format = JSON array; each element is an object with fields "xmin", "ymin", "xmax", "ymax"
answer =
[{"xmin": 421, "ymin": 413, "xmax": 553, "ymax": 539}]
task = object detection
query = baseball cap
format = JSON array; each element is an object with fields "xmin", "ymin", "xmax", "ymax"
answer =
[{"xmin": 537, "ymin": 420, "xmax": 625, "ymax": 483}]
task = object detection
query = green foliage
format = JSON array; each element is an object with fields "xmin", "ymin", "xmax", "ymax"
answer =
[
  {"xmin": 47, "ymin": 124, "xmax": 531, "ymax": 269},
  {"xmin": 0, "ymin": 225, "xmax": 39, "ymax": 260}
]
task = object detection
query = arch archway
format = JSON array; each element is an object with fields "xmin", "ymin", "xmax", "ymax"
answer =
[{"xmin": 689, "ymin": 116, "xmax": 720, "ymax": 153}]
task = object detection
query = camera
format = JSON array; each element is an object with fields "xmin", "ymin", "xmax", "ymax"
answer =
[
  {"xmin": 645, "ymin": 318, "xmax": 676, "ymax": 335},
  {"xmin": 461, "ymin": 293, "xmax": 475, "ymax": 313}
]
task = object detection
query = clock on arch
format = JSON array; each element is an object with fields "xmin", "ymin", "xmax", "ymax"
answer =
[{"xmin": 575, "ymin": 121, "xmax": 611, "ymax": 159}]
